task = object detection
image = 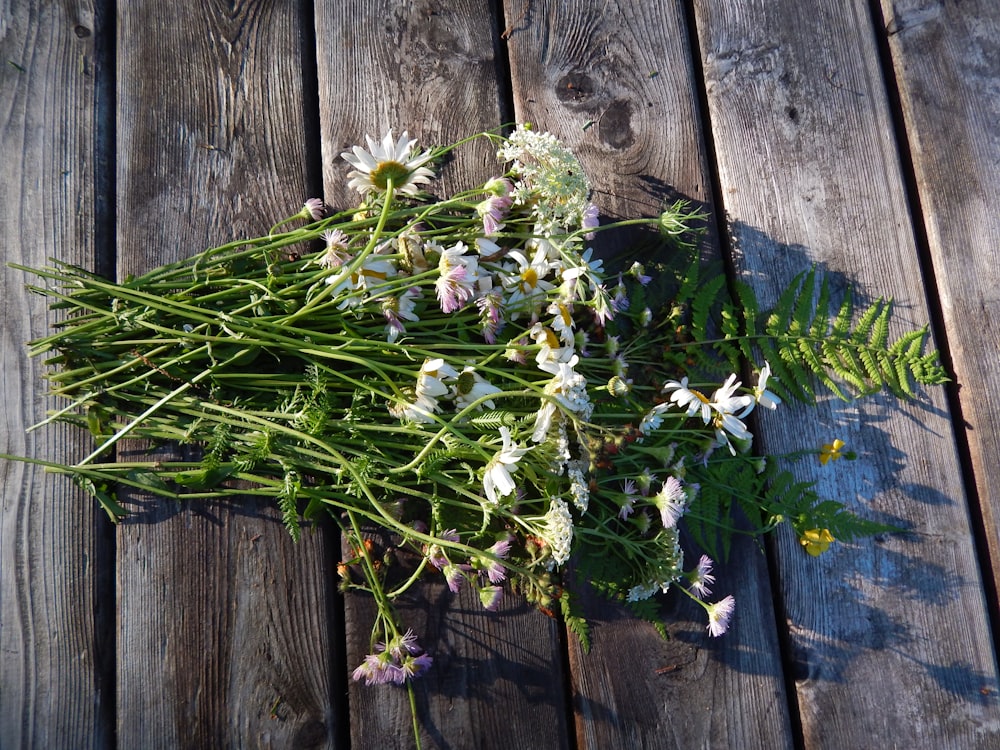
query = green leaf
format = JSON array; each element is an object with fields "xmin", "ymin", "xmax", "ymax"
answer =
[
  {"xmin": 172, "ymin": 464, "xmax": 236, "ymax": 489},
  {"xmin": 75, "ymin": 476, "xmax": 127, "ymax": 522}
]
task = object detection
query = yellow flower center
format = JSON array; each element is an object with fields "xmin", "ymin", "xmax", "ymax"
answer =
[
  {"xmin": 558, "ymin": 303, "xmax": 572, "ymax": 326},
  {"xmin": 542, "ymin": 326, "xmax": 559, "ymax": 349},
  {"xmin": 520, "ymin": 267, "xmax": 538, "ymax": 291},
  {"xmin": 370, "ymin": 160, "xmax": 411, "ymax": 191},
  {"xmin": 456, "ymin": 370, "xmax": 476, "ymax": 396}
]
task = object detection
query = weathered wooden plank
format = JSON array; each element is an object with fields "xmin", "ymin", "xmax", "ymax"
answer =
[
  {"xmin": 0, "ymin": 2, "xmax": 112, "ymax": 747},
  {"xmin": 115, "ymin": 2, "xmax": 337, "ymax": 746},
  {"xmin": 693, "ymin": 0, "xmax": 1000, "ymax": 746},
  {"xmin": 314, "ymin": 2, "xmax": 570, "ymax": 748},
  {"xmin": 879, "ymin": 0, "xmax": 1000, "ymax": 602},
  {"xmin": 503, "ymin": 1, "xmax": 794, "ymax": 747}
]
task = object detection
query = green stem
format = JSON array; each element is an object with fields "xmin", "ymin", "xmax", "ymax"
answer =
[{"xmin": 408, "ymin": 682, "xmax": 422, "ymax": 750}]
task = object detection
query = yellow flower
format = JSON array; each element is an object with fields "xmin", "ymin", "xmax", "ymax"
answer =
[
  {"xmin": 819, "ymin": 438, "xmax": 846, "ymax": 465},
  {"xmin": 800, "ymin": 528, "xmax": 835, "ymax": 556}
]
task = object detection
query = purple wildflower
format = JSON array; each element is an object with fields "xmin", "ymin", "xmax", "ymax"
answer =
[
  {"xmin": 302, "ymin": 198, "xmax": 326, "ymax": 221},
  {"xmin": 401, "ymin": 653, "xmax": 434, "ymax": 680},
  {"xmin": 628, "ymin": 261, "xmax": 652, "ymax": 286},
  {"xmin": 619, "ymin": 478, "xmax": 639, "ymax": 520},
  {"xmin": 481, "ymin": 537, "xmax": 513, "ymax": 583},
  {"xmin": 425, "ymin": 529, "xmax": 460, "ymax": 570},
  {"xmin": 319, "ymin": 229, "xmax": 351, "ymax": 268},
  {"xmin": 443, "ymin": 563, "xmax": 468, "ymax": 593},
  {"xmin": 479, "ymin": 585, "xmax": 504, "ymax": 611},
  {"xmin": 707, "ymin": 595, "xmax": 735, "ymax": 637},
  {"xmin": 477, "ymin": 289, "xmax": 505, "ymax": 344},
  {"xmin": 354, "ymin": 629, "xmax": 434, "ymax": 685},
  {"xmin": 688, "ymin": 555, "xmax": 715, "ymax": 599},
  {"xmin": 654, "ymin": 476, "xmax": 687, "ymax": 529}
]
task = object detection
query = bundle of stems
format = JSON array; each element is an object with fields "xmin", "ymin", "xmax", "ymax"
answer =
[{"xmin": 7, "ymin": 127, "xmax": 946, "ymax": 716}]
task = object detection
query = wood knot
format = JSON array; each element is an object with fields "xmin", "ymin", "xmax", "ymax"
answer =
[
  {"xmin": 556, "ymin": 72, "xmax": 595, "ymax": 104},
  {"xmin": 599, "ymin": 100, "xmax": 634, "ymax": 149}
]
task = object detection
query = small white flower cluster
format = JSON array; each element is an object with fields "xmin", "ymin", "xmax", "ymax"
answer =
[
  {"xmin": 568, "ymin": 468, "xmax": 589, "ymax": 513},
  {"xmin": 497, "ymin": 126, "xmax": 596, "ymax": 236},
  {"xmin": 625, "ymin": 527, "xmax": 684, "ymax": 602},
  {"xmin": 542, "ymin": 496, "xmax": 575, "ymax": 567}
]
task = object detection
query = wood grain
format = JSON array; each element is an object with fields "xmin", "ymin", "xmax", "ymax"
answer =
[
  {"xmin": 880, "ymin": 0, "xmax": 1000, "ymax": 600},
  {"xmin": 0, "ymin": 1, "xmax": 112, "ymax": 747},
  {"xmin": 6, "ymin": 1, "xmax": 1000, "ymax": 746},
  {"xmin": 115, "ymin": 2, "xmax": 336, "ymax": 746},
  {"xmin": 503, "ymin": 1, "xmax": 793, "ymax": 746},
  {"xmin": 315, "ymin": 2, "xmax": 569, "ymax": 748},
  {"xmin": 693, "ymin": 0, "xmax": 1000, "ymax": 745}
]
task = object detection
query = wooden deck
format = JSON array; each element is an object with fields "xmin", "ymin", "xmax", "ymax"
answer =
[{"xmin": 3, "ymin": 1, "xmax": 1000, "ymax": 747}]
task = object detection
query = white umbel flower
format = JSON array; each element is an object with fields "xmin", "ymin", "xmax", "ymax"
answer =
[{"xmin": 542, "ymin": 496, "xmax": 574, "ymax": 567}]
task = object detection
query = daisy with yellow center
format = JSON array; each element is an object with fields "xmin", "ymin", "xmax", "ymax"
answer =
[
  {"xmin": 662, "ymin": 376, "xmax": 713, "ymax": 423},
  {"xmin": 341, "ymin": 130, "xmax": 435, "ymax": 197}
]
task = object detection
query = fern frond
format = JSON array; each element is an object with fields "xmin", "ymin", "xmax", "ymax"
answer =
[
  {"xmin": 674, "ymin": 256, "xmax": 701, "ymax": 309},
  {"xmin": 821, "ymin": 342, "xmax": 871, "ymax": 394},
  {"xmin": 689, "ymin": 273, "xmax": 727, "ymax": 343},
  {"xmin": 277, "ymin": 467, "xmax": 302, "ymax": 542},
  {"xmin": 749, "ymin": 269, "xmax": 946, "ymax": 401},
  {"xmin": 732, "ymin": 280, "xmax": 759, "ymax": 360},
  {"xmin": 715, "ymin": 302, "xmax": 743, "ymax": 370},
  {"xmin": 851, "ymin": 298, "xmax": 884, "ymax": 345},
  {"xmin": 870, "ymin": 301, "xmax": 892, "ymax": 350},
  {"xmin": 470, "ymin": 410, "xmax": 517, "ymax": 429},
  {"xmin": 831, "ymin": 287, "xmax": 854, "ymax": 339},
  {"xmin": 765, "ymin": 269, "xmax": 806, "ymax": 336},
  {"xmin": 560, "ymin": 590, "xmax": 591, "ymax": 652},
  {"xmin": 416, "ymin": 448, "xmax": 453, "ymax": 479},
  {"xmin": 762, "ymin": 467, "xmax": 900, "ymax": 543},
  {"xmin": 759, "ymin": 339, "xmax": 813, "ymax": 403},
  {"xmin": 789, "ymin": 267, "xmax": 817, "ymax": 336},
  {"xmin": 808, "ymin": 274, "xmax": 831, "ymax": 340}
]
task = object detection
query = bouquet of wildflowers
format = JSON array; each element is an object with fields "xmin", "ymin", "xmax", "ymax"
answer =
[{"xmin": 8, "ymin": 125, "xmax": 946, "ymax": 707}]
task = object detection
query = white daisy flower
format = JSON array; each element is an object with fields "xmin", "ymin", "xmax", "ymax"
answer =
[
  {"xmin": 341, "ymin": 130, "xmax": 435, "ymax": 197},
  {"xmin": 753, "ymin": 361, "xmax": 781, "ymax": 410},
  {"xmin": 483, "ymin": 426, "xmax": 529, "ymax": 504},
  {"xmin": 503, "ymin": 246, "xmax": 556, "ymax": 318},
  {"xmin": 326, "ymin": 256, "xmax": 397, "ymax": 308},
  {"xmin": 710, "ymin": 374, "xmax": 754, "ymax": 417},
  {"xmin": 416, "ymin": 358, "xmax": 459, "ymax": 399},
  {"xmin": 389, "ymin": 393, "xmax": 440, "ymax": 424},
  {"xmin": 548, "ymin": 301, "xmax": 576, "ymax": 347},
  {"xmin": 663, "ymin": 376, "xmax": 713, "ymax": 423},
  {"xmin": 454, "ymin": 367, "xmax": 501, "ymax": 411}
]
